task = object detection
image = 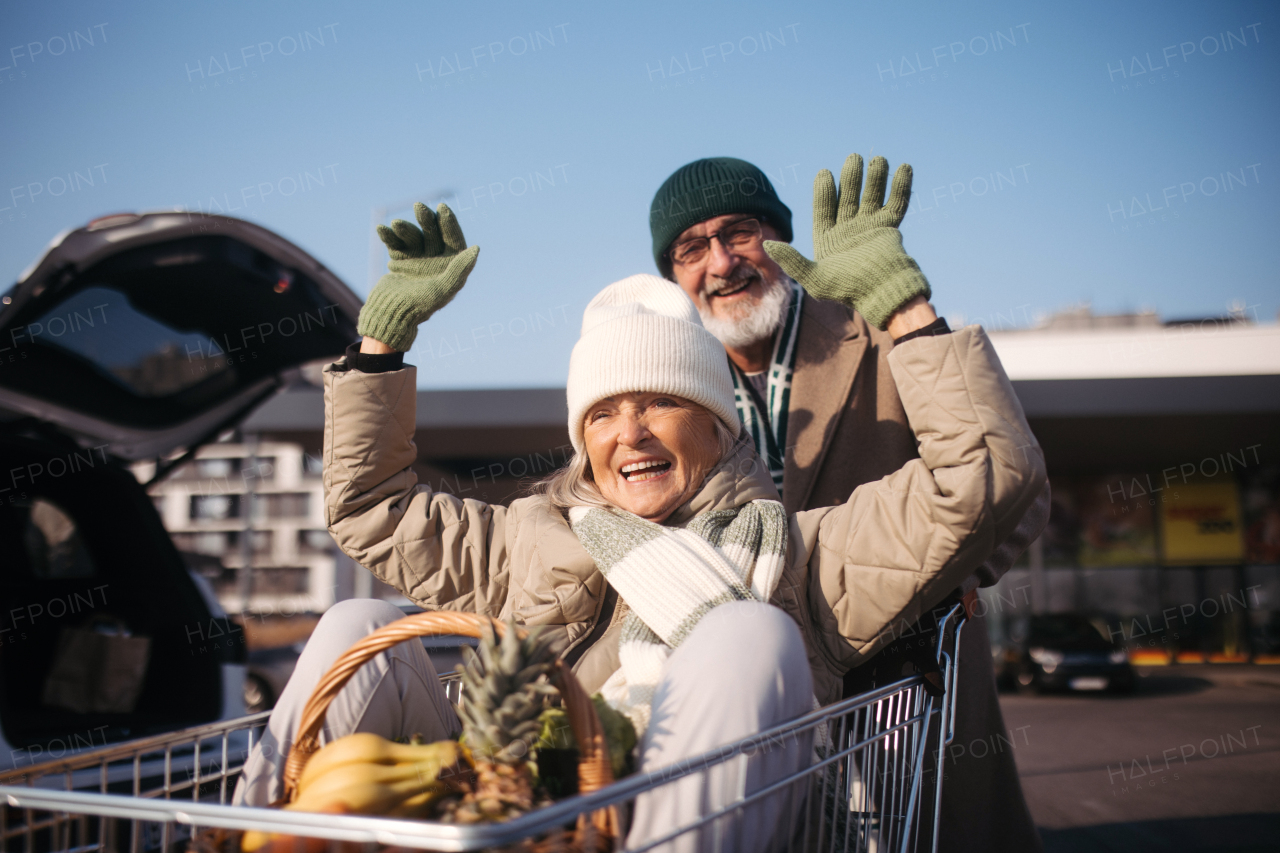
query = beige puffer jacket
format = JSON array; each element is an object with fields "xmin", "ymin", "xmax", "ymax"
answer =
[{"xmin": 323, "ymin": 326, "xmax": 1045, "ymax": 705}]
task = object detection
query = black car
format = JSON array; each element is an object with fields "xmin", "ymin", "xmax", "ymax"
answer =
[
  {"xmin": 244, "ymin": 642, "xmax": 306, "ymax": 714},
  {"xmin": 998, "ymin": 613, "xmax": 1135, "ymax": 694},
  {"xmin": 0, "ymin": 212, "xmax": 361, "ymax": 768}
]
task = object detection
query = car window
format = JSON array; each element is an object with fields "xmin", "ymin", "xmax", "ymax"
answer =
[
  {"xmin": 31, "ymin": 285, "xmax": 231, "ymax": 398},
  {"xmin": 20, "ymin": 498, "xmax": 97, "ymax": 579},
  {"xmin": 1, "ymin": 234, "xmax": 357, "ymax": 434}
]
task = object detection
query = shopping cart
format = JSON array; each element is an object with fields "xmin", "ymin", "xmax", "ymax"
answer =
[{"xmin": 0, "ymin": 605, "xmax": 966, "ymax": 853}]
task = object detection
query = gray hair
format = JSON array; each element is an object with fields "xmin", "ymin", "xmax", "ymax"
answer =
[{"xmin": 533, "ymin": 417, "xmax": 740, "ymax": 512}]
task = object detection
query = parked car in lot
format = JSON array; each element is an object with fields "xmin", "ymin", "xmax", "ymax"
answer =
[
  {"xmin": 244, "ymin": 642, "xmax": 305, "ymax": 714},
  {"xmin": 0, "ymin": 212, "xmax": 361, "ymax": 769},
  {"xmin": 997, "ymin": 613, "xmax": 1135, "ymax": 694}
]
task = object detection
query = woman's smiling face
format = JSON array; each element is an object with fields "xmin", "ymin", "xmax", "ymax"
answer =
[{"xmin": 583, "ymin": 392, "xmax": 721, "ymax": 523}]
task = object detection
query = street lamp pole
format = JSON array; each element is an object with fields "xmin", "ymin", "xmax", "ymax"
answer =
[{"xmin": 237, "ymin": 432, "xmax": 259, "ymax": 614}]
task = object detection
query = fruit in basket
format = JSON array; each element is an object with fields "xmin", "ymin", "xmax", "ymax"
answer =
[
  {"xmin": 443, "ymin": 619, "xmax": 560, "ymax": 823},
  {"xmin": 537, "ymin": 697, "xmax": 637, "ymax": 780},
  {"xmin": 240, "ymin": 738, "xmax": 471, "ymax": 852},
  {"xmin": 290, "ymin": 749, "xmax": 464, "ymax": 814},
  {"xmin": 592, "ymin": 695, "xmax": 637, "ymax": 779},
  {"xmin": 295, "ymin": 733, "xmax": 463, "ymax": 792},
  {"xmin": 238, "ymin": 803, "xmax": 351, "ymax": 853}
]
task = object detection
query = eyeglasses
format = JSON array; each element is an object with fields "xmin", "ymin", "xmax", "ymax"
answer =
[{"xmin": 668, "ymin": 218, "xmax": 763, "ymax": 267}]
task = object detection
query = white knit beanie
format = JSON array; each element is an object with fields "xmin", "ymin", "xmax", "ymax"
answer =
[{"xmin": 566, "ymin": 274, "xmax": 739, "ymax": 452}]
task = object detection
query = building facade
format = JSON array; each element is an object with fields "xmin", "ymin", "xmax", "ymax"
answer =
[
  {"xmin": 979, "ymin": 310, "xmax": 1280, "ymax": 664},
  {"xmin": 167, "ymin": 308, "xmax": 1279, "ymax": 663},
  {"xmin": 132, "ymin": 440, "xmax": 367, "ymax": 614}
]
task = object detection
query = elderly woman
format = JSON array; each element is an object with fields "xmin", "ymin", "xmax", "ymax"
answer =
[{"xmin": 234, "ymin": 197, "xmax": 1045, "ymax": 847}]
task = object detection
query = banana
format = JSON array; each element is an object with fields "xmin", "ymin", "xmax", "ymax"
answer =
[
  {"xmin": 241, "ymin": 831, "xmax": 270, "ymax": 853},
  {"xmin": 294, "ymin": 764, "xmax": 422, "ymax": 808},
  {"xmin": 241, "ymin": 737, "xmax": 473, "ymax": 852},
  {"xmin": 385, "ymin": 786, "xmax": 453, "ymax": 818},
  {"xmin": 298, "ymin": 745, "xmax": 466, "ymax": 803},
  {"xmin": 242, "ymin": 778, "xmax": 431, "ymax": 852},
  {"xmin": 297, "ymin": 734, "xmax": 465, "ymax": 792},
  {"xmin": 241, "ymin": 804, "xmax": 348, "ymax": 853},
  {"xmin": 295, "ymin": 734, "xmax": 402, "ymax": 790},
  {"xmin": 288, "ymin": 776, "xmax": 425, "ymax": 815},
  {"xmin": 281, "ymin": 739, "xmax": 471, "ymax": 820}
]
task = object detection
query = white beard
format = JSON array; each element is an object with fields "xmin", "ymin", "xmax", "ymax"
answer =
[{"xmin": 698, "ymin": 276, "xmax": 791, "ymax": 350}]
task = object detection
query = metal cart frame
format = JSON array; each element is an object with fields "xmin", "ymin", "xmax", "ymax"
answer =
[{"xmin": 0, "ymin": 606, "xmax": 966, "ymax": 853}]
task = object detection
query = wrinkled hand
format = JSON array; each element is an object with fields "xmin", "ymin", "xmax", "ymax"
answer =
[
  {"xmin": 356, "ymin": 202, "xmax": 480, "ymax": 352},
  {"xmin": 764, "ymin": 154, "xmax": 930, "ymax": 330}
]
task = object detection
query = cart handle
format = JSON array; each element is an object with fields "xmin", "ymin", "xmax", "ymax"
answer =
[{"xmin": 279, "ymin": 611, "xmax": 617, "ymax": 839}]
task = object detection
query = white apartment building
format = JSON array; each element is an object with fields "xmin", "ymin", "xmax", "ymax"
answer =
[{"xmin": 131, "ymin": 440, "xmax": 366, "ymax": 613}]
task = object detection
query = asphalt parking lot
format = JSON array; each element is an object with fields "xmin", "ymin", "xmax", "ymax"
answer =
[{"xmin": 999, "ymin": 666, "xmax": 1280, "ymax": 852}]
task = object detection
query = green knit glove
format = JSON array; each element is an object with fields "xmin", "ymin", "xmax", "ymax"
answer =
[
  {"xmin": 764, "ymin": 154, "xmax": 930, "ymax": 330},
  {"xmin": 356, "ymin": 202, "xmax": 480, "ymax": 352}
]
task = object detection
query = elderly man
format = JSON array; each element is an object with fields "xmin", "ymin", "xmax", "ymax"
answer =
[{"xmin": 649, "ymin": 154, "xmax": 1048, "ymax": 853}]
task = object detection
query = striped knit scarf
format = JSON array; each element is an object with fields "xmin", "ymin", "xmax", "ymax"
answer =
[
  {"xmin": 731, "ymin": 282, "xmax": 804, "ymax": 496},
  {"xmin": 568, "ymin": 500, "xmax": 789, "ymax": 734}
]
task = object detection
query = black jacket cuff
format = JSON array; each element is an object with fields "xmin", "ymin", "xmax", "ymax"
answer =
[
  {"xmin": 341, "ymin": 341, "xmax": 404, "ymax": 373},
  {"xmin": 893, "ymin": 317, "xmax": 951, "ymax": 345}
]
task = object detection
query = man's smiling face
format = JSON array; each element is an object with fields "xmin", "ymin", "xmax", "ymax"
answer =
[{"xmin": 668, "ymin": 214, "xmax": 790, "ymax": 348}]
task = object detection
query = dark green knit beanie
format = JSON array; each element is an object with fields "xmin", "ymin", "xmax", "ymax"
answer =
[{"xmin": 650, "ymin": 157, "xmax": 793, "ymax": 271}]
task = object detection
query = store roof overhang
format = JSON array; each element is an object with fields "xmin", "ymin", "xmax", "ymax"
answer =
[
  {"xmin": 242, "ymin": 370, "xmax": 1278, "ymax": 435},
  {"xmin": 1012, "ymin": 374, "xmax": 1280, "ymax": 418},
  {"xmin": 986, "ymin": 323, "xmax": 1280, "ymax": 381},
  {"xmin": 242, "ymin": 385, "xmax": 568, "ymax": 432},
  {"xmin": 240, "ymin": 321, "xmax": 1279, "ymax": 468}
]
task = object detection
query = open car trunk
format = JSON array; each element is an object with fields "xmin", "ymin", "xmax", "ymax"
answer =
[
  {"xmin": 0, "ymin": 435, "xmax": 232, "ymax": 747},
  {"xmin": 0, "ymin": 212, "xmax": 362, "ymax": 461},
  {"xmin": 0, "ymin": 212, "xmax": 361, "ymax": 749}
]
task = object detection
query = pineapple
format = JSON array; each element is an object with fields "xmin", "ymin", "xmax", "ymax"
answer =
[{"xmin": 444, "ymin": 618, "xmax": 560, "ymax": 823}]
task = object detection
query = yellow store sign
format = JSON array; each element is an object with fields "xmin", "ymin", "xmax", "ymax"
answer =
[{"xmin": 1160, "ymin": 481, "xmax": 1244, "ymax": 564}]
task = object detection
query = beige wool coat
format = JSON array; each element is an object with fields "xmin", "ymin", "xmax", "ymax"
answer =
[
  {"xmin": 322, "ymin": 326, "xmax": 1046, "ymax": 706},
  {"xmin": 783, "ymin": 293, "xmax": 919, "ymax": 515},
  {"xmin": 784, "ymin": 295, "xmax": 1050, "ymax": 586},
  {"xmin": 785, "ymin": 297, "xmax": 1048, "ymax": 853}
]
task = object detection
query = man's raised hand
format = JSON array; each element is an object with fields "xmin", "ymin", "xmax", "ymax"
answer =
[{"xmin": 764, "ymin": 154, "xmax": 930, "ymax": 331}]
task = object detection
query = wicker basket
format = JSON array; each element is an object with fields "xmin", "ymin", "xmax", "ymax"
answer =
[{"xmin": 266, "ymin": 611, "xmax": 618, "ymax": 851}]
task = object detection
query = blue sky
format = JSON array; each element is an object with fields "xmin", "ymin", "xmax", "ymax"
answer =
[{"xmin": 3, "ymin": 0, "xmax": 1277, "ymax": 388}]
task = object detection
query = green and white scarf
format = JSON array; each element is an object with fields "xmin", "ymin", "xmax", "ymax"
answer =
[
  {"xmin": 731, "ymin": 282, "xmax": 804, "ymax": 496},
  {"xmin": 568, "ymin": 500, "xmax": 789, "ymax": 734}
]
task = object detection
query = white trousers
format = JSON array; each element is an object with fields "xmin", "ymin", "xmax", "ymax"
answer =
[
  {"xmin": 232, "ymin": 599, "xmax": 813, "ymax": 853},
  {"xmin": 233, "ymin": 600, "xmax": 460, "ymax": 807},
  {"xmin": 628, "ymin": 601, "xmax": 814, "ymax": 852}
]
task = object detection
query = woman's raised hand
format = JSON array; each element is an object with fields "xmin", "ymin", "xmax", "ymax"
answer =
[{"xmin": 356, "ymin": 202, "xmax": 480, "ymax": 352}]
